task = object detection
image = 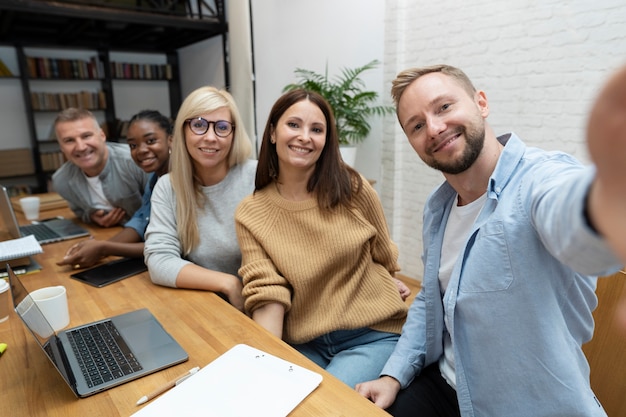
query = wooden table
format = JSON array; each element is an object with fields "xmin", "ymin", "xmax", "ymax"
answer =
[{"xmin": 0, "ymin": 207, "xmax": 390, "ymax": 417}]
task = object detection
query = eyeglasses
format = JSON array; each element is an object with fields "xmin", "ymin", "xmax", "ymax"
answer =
[{"xmin": 185, "ymin": 117, "xmax": 235, "ymax": 137}]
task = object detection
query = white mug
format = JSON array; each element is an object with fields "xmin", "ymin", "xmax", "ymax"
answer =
[{"xmin": 17, "ymin": 286, "xmax": 69, "ymax": 338}]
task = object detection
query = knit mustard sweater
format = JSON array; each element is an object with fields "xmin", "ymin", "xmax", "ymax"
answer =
[{"xmin": 235, "ymin": 179, "xmax": 408, "ymax": 344}]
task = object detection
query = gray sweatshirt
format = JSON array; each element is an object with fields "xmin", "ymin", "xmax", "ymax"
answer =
[{"xmin": 144, "ymin": 159, "xmax": 257, "ymax": 287}]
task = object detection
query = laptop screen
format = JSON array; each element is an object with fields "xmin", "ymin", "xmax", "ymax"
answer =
[
  {"xmin": 7, "ymin": 264, "xmax": 75, "ymax": 388},
  {"xmin": 0, "ymin": 185, "xmax": 22, "ymax": 239}
]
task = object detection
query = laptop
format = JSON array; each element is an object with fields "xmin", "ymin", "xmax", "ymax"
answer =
[
  {"xmin": 7, "ymin": 264, "xmax": 189, "ymax": 397},
  {"xmin": 0, "ymin": 185, "xmax": 89, "ymax": 244}
]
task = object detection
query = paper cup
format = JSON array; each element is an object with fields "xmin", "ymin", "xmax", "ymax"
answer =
[
  {"xmin": 17, "ymin": 286, "xmax": 70, "ymax": 337},
  {"xmin": 20, "ymin": 196, "xmax": 41, "ymax": 221},
  {"xmin": 0, "ymin": 279, "xmax": 9, "ymax": 323}
]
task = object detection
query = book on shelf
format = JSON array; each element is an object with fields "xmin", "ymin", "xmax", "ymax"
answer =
[
  {"xmin": 115, "ymin": 119, "xmax": 131, "ymax": 140},
  {"xmin": 3, "ymin": 184, "xmax": 32, "ymax": 197},
  {"xmin": 110, "ymin": 61, "xmax": 173, "ymax": 80},
  {"xmin": 0, "ymin": 148, "xmax": 35, "ymax": 177},
  {"xmin": 98, "ymin": 90, "xmax": 107, "ymax": 109},
  {"xmin": 26, "ymin": 56, "xmax": 37, "ymax": 78},
  {"xmin": 0, "ymin": 58, "xmax": 14, "ymax": 76},
  {"xmin": 30, "ymin": 90, "xmax": 106, "ymax": 111},
  {"xmin": 26, "ymin": 56, "xmax": 101, "ymax": 79},
  {"xmin": 38, "ymin": 58, "xmax": 46, "ymax": 78},
  {"xmin": 40, "ymin": 151, "xmax": 66, "ymax": 172}
]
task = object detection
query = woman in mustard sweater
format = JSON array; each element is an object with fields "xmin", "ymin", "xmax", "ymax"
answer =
[{"xmin": 235, "ymin": 89, "xmax": 408, "ymax": 388}]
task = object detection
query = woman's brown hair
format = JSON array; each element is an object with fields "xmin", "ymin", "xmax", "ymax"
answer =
[{"xmin": 255, "ymin": 89, "xmax": 362, "ymax": 211}]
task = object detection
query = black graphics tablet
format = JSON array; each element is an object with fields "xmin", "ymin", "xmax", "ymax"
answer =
[{"xmin": 70, "ymin": 257, "xmax": 148, "ymax": 287}]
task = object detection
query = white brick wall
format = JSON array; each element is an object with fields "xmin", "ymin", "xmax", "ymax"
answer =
[{"xmin": 382, "ymin": 0, "xmax": 626, "ymax": 279}]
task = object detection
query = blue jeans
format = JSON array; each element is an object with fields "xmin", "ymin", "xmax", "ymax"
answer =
[{"xmin": 291, "ymin": 327, "xmax": 400, "ymax": 388}]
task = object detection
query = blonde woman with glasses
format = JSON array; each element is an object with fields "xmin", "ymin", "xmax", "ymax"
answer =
[{"xmin": 144, "ymin": 86, "xmax": 257, "ymax": 311}]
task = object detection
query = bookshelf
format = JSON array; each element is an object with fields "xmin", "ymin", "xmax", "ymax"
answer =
[
  {"xmin": 0, "ymin": 46, "xmax": 34, "ymax": 190},
  {"xmin": 0, "ymin": 45, "xmax": 180, "ymax": 192},
  {"xmin": 108, "ymin": 50, "xmax": 179, "ymax": 131},
  {"xmin": 0, "ymin": 0, "xmax": 228, "ymax": 194}
]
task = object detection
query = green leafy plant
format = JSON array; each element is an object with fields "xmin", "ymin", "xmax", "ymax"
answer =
[{"xmin": 283, "ymin": 59, "xmax": 395, "ymax": 146}]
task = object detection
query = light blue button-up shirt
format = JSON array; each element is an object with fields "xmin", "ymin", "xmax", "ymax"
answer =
[{"xmin": 382, "ymin": 133, "xmax": 621, "ymax": 417}]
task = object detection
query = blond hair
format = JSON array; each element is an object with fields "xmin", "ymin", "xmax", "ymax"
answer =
[
  {"xmin": 170, "ymin": 86, "xmax": 252, "ymax": 255},
  {"xmin": 391, "ymin": 64, "xmax": 477, "ymax": 107}
]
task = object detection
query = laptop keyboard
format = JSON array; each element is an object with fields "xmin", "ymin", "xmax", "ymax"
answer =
[
  {"xmin": 19, "ymin": 223, "xmax": 59, "ymax": 242},
  {"xmin": 66, "ymin": 321, "xmax": 143, "ymax": 387}
]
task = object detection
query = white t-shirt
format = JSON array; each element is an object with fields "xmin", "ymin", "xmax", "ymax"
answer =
[
  {"xmin": 85, "ymin": 174, "xmax": 114, "ymax": 211},
  {"xmin": 438, "ymin": 192, "xmax": 487, "ymax": 389}
]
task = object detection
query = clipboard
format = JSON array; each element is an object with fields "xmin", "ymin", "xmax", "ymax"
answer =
[{"xmin": 132, "ymin": 344, "xmax": 323, "ymax": 417}]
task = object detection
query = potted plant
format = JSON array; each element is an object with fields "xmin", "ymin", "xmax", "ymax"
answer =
[{"xmin": 283, "ymin": 59, "xmax": 395, "ymax": 166}]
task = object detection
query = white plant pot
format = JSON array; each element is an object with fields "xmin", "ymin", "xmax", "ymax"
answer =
[{"xmin": 339, "ymin": 145, "xmax": 357, "ymax": 167}]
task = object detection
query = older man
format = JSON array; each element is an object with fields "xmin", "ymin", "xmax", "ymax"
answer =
[{"xmin": 52, "ymin": 108, "xmax": 148, "ymax": 227}]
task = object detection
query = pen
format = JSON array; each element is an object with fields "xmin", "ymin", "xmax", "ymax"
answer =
[{"xmin": 136, "ymin": 366, "xmax": 200, "ymax": 406}]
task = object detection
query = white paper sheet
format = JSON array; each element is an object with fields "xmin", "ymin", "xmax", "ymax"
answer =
[{"xmin": 132, "ymin": 344, "xmax": 323, "ymax": 417}]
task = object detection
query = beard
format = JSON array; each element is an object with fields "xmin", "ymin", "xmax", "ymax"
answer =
[{"xmin": 426, "ymin": 119, "xmax": 485, "ymax": 175}]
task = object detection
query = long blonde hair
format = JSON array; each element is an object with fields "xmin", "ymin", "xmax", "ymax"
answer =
[{"xmin": 170, "ymin": 86, "xmax": 252, "ymax": 254}]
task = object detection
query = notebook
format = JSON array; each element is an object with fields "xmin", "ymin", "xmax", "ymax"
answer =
[
  {"xmin": 0, "ymin": 235, "xmax": 42, "ymax": 261},
  {"xmin": 0, "ymin": 234, "xmax": 42, "ymax": 268},
  {"xmin": 132, "ymin": 343, "xmax": 323, "ymax": 417},
  {"xmin": 7, "ymin": 264, "xmax": 189, "ymax": 398},
  {"xmin": 0, "ymin": 185, "xmax": 90, "ymax": 244}
]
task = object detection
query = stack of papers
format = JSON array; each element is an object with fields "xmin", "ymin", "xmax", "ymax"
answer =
[
  {"xmin": 11, "ymin": 192, "xmax": 68, "ymax": 213},
  {"xmin": 132, "ymin": 344, "xmax": 323, "ymax": 417},
  {"xmin": 0, "ymin": 258, "xmax": 41, "ymax": 277}
]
